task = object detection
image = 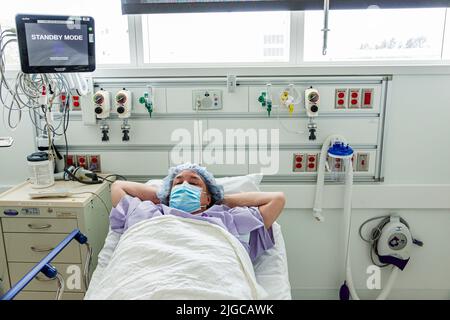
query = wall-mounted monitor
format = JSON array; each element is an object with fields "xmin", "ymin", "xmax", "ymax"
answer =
[{"xmin": 15, "ymin": 14, "xmax": 96, "ymax": 74}]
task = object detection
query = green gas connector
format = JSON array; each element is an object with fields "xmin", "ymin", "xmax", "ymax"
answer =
[
  {"xmin": 139, "ymin": 92, "xmax": 153, "ymax": 118},
  {"xmin": 258, "ymin": 92, "xmax": 267, "ymax": 107},
  {"xmin": 258, "ymin": 92, "xmax": 271, "ymax": 116}
]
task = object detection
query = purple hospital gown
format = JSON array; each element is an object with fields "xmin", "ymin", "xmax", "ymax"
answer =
[{"xmin": 110, "ymin": 195, "xmax": 275, "ymax": 262}]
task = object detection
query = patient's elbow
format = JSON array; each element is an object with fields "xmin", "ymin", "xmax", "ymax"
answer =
[{"xmin": 274, "ymin": 192, "xmax": 286, "ymax": 208}]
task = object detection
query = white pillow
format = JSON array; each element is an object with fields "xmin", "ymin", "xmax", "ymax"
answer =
[{"xmin": 146, "ymin": 173, "xmax": 263, "ymax": 194}]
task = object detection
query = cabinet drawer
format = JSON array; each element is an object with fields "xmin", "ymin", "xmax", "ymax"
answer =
[
  {"xmin": 9, "ymin": 263, "xmax": 85, "ymax": 292},
  {"xmin": 4, "ymin": 233, "xmax": 81, "ymax": 263},
  {"xmin": 14, "ymin": 291, "xmax": 84, "ymax": 300},
  {"xmin": 2, "ymin": 218, "xmax": 77, "ymax": 233}
]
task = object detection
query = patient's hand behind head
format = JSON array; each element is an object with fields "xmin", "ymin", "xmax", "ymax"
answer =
[{"xmin": 169, "ymin": 170, "xmax": 211, "ymax": 214}]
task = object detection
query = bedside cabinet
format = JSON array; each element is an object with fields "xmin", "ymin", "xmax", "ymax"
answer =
[{"xmin": 0, "ymin": 180, "xmax": 112, "ymax": 300}]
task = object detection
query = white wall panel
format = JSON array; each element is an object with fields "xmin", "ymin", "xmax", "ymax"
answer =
[
  {"xmin": 383, "ymin": 75, "xmax": 450, "ymax": 184},
  {"xmin": 98, "ymin": 151, "xmax": 168, "ymax": 175},
  {"xmin": 65, "ymin": 119, "xmax": 206, "ymax": 146},
  {"xmin": 207, "ymin": 118, "xmax": 379, "ymax": 146}
]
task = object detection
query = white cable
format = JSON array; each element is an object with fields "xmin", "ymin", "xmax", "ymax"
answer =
[{"xmin": 83, "ymin": 243, "xmax": 93, "ymax": 290}]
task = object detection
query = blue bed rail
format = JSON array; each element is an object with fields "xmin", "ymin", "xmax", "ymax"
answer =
[{"xmin": 1, "ymin": 229, "xmax": 88, "ymax": 300}]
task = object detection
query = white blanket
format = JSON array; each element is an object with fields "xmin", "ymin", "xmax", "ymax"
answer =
[{"xmin": 85, "ymin": 215, "xmax": 268, "ymax": 300}]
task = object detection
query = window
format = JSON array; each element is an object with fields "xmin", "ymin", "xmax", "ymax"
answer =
[
  {"xmin": 141, "ymin": 11, "xmax": 290, "ymax": 63},
  {"xmin": 0, "ymin": 0, "xmax": 130, "ymax": 66},
  {"xmin": 304, "ymin": 8, "xmax": 447, "ymax": 61}
]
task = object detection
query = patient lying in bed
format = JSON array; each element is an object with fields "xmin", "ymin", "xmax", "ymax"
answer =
[{"xmin": 85, "ymin": 163, "xmax": 285, "ymax": 299}]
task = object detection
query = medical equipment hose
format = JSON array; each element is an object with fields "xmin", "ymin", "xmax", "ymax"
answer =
[
  {"xmin": 341, "ymin": 157, "xmax": 399, "ymax": 300},
  {"xmin": 313, "ymin": 134, "xmax": 348, "ymax": 222}
]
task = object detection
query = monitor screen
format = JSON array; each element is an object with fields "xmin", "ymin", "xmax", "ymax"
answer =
[{"xmin": 16, "ymin": 14, "xmax": 95, "ymax": 73}]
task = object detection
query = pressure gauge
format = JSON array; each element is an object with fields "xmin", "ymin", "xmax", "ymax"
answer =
[
  {"xmin": 93, "ymin": 93, "xmax": 104, "ymax": 105},
  {"xmin": 308, "ymin": 91, "xmax": 319, "ymax": 104},
  {"xmin": 116, "ymin": 93, "xmax": 127, "ymax": 105}
]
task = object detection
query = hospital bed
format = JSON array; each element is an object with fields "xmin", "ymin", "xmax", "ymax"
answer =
[{"xmin": 87, "ymin": 174, "xmax": 292, "ymax": 300}]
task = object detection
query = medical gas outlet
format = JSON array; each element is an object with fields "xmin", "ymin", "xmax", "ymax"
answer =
[
  {"xmin": 139, "ymin": 92, "xmax": 153, "ymax": 118},
  {"xmin": 305, "ymin": 87, "xmax": 320, "ymax": 141},
  {"xmin": 305, "ymin": 87, "xmax": 319, "ymax": 117},
  {"xmin": 93, "ymin": 89, "xmax": 111, "ymax": 119},
  {"xmin": 115, "ymin": 89, "xmax": 132, "ymax": 142},
  {"xmin": 115, "ymin": 89, "xmax": 132, "ymax": 118},
  {"xmin": 258, "ymin": 92, "xmax": 272, "ymax": 117}
]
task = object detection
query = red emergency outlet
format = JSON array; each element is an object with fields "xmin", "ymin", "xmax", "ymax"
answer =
[
  {"xmin": 361, "ymin": 88, "xmax": 373, "ymax": 109},
  {"xmin": 66, "ymin": 155, "xmax": 74, "ymax": 166},
  {"xmin": 293, "ymin": 153, "xmax": 306, "ymax": 172}
]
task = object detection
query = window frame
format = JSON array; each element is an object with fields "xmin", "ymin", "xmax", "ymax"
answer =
[
  {"xmin": 126, "ymin": 8, "xmax": 450, "ymax": 69},
  {"xmin": 134, "ymin": 11, "xmax": 298, "ymax": 67},
  {"xmin": 4, "ymin": 7, "xmax": 450, "ymax": 71}
]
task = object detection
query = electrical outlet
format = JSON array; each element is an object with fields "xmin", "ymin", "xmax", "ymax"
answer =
[
  {"xmin": 292, "ymin": 153, "xmax": 306, "ymax": 172},
  {"xmin": 71, "ymin": 95, "xmax": 81, "ymax": 111},
  {"xmin": 87, "ymin": 155, "xmax": 101, "ymax": 172},
  {"xmin": 348, "ymin": 88, "xmax": 361, "ymax": 109},
  {"xmin": 306, "ymin": 154, "xmax": 318, "ymax": 172},
  {"xmin": 335, "ymin": 89, "xmax": 347, "ymax": 109},
  {"xmin": 64, "ymin": 155, "xmax": 75, "ymax": 167},
  {"xmin": 356, "ymin": 153, "xmax": 369, "ymax": 172},
  {"xmin": 328, "ymin": 156, "xmax": 343, "ymax": 172},
  {"xmin": 75, "ymin": 155, "xmax": 87, "ymax": 169}
]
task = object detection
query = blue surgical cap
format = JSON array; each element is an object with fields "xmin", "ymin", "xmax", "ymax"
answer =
[{"xmin": 157, "ymin": 163, "xmax": 224, "ymax": 206}]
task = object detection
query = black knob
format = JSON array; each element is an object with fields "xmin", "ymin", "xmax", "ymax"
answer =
[
  {"xmin": 122, "ymin": 130, "xmax": 130, "ymax": 141},
  {"xmin": 102, "ymin": 130, "xmax": 109, "ymax": 142},
  {"xmin": 95, "ymin": 106, "xmax": 103, "ymax": 114},
  {"xmin": 117, "ymin": 106, "xmax": 125, "ymax": 114},
  {"xmin": 309, "ymin": 129, "xmax": 317, "ymax": 141},
  {"xmin": 310, "ymin": 105, "xmax": 318, "ymax": 113}
]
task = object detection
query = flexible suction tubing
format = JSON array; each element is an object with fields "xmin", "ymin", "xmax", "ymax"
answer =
[
  {"xmin": 312, "ymin": 134, "xmax": 347, "ymax": 222},
  {"xmin": 313, "ymin": 135, "xmax": 398, "ymax": 299},
  {"xmin": 342, "ymin": 157, "xmax": 398, "ymax": 300}
]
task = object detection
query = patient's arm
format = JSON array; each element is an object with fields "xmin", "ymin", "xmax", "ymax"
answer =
[
  {"xmin": 222, "ymin": 192, "xmax": 286, "ymax": 229},
  {"xmin": 111, "ymin": 181, "xmax": 161, "ymax": 207}
]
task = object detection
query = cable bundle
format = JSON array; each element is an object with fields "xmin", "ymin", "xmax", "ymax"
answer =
[{"xmin": 1, "ymin": 25, "xmax": 72, "ymax": 163}]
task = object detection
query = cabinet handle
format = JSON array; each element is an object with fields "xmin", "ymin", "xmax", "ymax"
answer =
[
  {"xmin": 30, "ymin": 246, "xmax": 54, "ymax": 253},
  {"xmin": 27, "ymin": 223, "xmax": 52, "ymax": 230},
  {"xmin": 35, "ymin": 275, "xmax": 55, "ymax": 282}
]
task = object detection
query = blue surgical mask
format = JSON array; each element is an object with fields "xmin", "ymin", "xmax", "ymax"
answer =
[{"xmin": 169, "ymin": 182, "xmax": 205, "ymax": 213}]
